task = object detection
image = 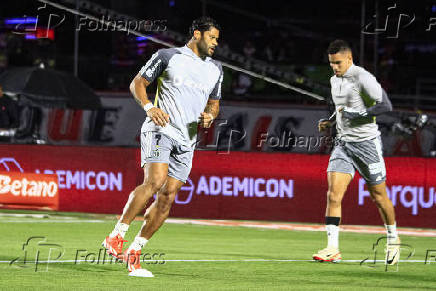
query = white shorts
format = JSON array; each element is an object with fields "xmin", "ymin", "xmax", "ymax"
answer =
[
  {"xmin": 141, "ymin": 131, "xmax": 193, "ymax": 183},
  {"xmin": 327, "ymin": 137, "xmax": 386, "ymax": 185}
]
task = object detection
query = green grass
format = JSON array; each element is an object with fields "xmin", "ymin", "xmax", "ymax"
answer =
[{"xmin": 1, "ymin": 211, "xmax": 436, "ymax": 290}]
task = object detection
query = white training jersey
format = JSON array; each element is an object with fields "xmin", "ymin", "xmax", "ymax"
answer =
[
  {"xmin": 330, "ymin": 64, "xmax": 383, "ymax": 142},
  {"xmin": 139, "ymin": 45, "xmax": 223, "ymax": 149}
]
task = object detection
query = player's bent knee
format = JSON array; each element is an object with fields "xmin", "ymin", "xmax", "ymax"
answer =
[
  {"xmin": 327, "ymin": 191, "xmax": 343, "ymax": 205},
  {"xmin": 165, "ymin": 185, "xmax": 180, "ymax": 195},
  {"xmin": 144, "ymin": 179, "xmax": 166, "ymax": 193},
  {"xmin": 156, "ymin": 190, "xmax": 176, "ymax": 212}
]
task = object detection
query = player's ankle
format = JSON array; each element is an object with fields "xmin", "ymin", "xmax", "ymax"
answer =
[
  {"xmin": 109, "ymin": 222, "xmax": 130, "ymax": 238},
  {"xmin": 385, "ymin": 223, "xmax": 399, "ymax": 244},
  {"xmin": 128, "ymin": 236, "xmax": 148, "ymax": 252}
]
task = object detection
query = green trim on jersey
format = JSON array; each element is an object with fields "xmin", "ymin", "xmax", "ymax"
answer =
[
  {"xmin": 360, "ymin": 91, "xmax": 376, "ymax": 123},
  {"xmin": 154, "ymin": 78, "xmax": 161, "ymax": 107}
]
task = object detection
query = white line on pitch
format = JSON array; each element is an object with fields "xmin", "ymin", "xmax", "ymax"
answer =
[
  {"xmin": 0, "ymin": 220, "xmax": 105, "ymax": 223},
  {"xmin": 1, "ymin": 259, "xmax": 429, "ymax": 263}
]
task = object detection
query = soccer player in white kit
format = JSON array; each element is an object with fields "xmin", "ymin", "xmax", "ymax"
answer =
[
  {"xmin": 102, "ymin": 17, "xmax": 223, "ymax": 277},
  {"xmin": 313, "ymin": 40, "xmax": 401, "ymax": 265}
]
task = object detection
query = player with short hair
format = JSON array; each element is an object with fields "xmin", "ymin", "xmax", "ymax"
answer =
[
  {"xmin": 102, "ymin": 16, "xmax": 223, "ymax": 277},
  {"xmin": 313, "ymin": 39, "xmax": 400, "ymax": 265}
]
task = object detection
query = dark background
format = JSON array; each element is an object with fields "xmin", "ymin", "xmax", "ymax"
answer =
[{"xmin": 1, "ymin": 0, "xmax": 436, "ymax": 108}]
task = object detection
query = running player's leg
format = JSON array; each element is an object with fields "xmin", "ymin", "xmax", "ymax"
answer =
[
  {"xmin": 348, "ymin": 137, "xmax": 400, "ymax": 264},
  {"xmin": 140, "ymin": 176, "xmax": 184, "ymax": 239},
  {"xmin": 135, "ymin": 145, "xmax": 192, "ymax": 242},
  {"xmin": 367, "ymin": 182, "xmax": 395, "ymax": 225},
  {"xmin": 313, "ymin": 172, "xmax": 352, "ymax": 262},
  {"xmin": 122, "ymin": 140, "xmax": 192, "ymax": 274},
  {"xmin": 313, "ymin": 143, "xmax": 354, "ymax": 262},
  {"xmin": 102, "ymin": 163, "xmax": 167, "ymax": 257},
  {"xmin": 368, "ymin": 181, "xmax": 400, "ymax": 265},
  {"xmin": 348, "ymin": 137, "xmax": 399, "ymax": 238},
  {"xmin": 119, "ymin": 163, "xmax": 168, "ymax": 224},
  {"xmin": 124, "ymin": 177, "xmax": 182, "ymax": 257},
  {"xmin": 368, "ymin": 181, "xmax": 400, "ymax": 264},
  {"xmin": 102, "ymin": 131, "xmax": 170, "ymax": 257},
  {"xmin": 121, "ymin": 176, "xmax": 182, "ymax": 276},
  {"xmin": 326, "ymin": 172, "xmax": 353, "ymax": 218}
]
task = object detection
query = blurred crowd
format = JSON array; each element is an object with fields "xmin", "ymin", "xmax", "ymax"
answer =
[{"xmin": 0, "ymin": 12, "xmax": 435, "ymax": 105}]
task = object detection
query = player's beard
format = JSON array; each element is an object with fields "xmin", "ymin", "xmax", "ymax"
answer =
[{"xmin": 198, "ymin": 38, "xmax": 213, "ymax": 57}]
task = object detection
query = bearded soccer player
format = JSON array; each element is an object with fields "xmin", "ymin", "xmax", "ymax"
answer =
[
  {"xmin": 102, "ymin": 17, "xmax": 223, "ymax": 277},
  {"xmin": 313, "ymin": 40, "xmax": 400, "ymax": 265}
]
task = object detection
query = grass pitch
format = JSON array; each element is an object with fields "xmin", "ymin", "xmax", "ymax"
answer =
[{"xmin": 1, "ymin": 210, "xmax": 436, "ymax": 290}]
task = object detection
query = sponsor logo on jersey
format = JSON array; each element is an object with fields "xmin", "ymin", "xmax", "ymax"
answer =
[{"xmin": 145, "ymin": 59, "xmax": 162, "ymax": 78}]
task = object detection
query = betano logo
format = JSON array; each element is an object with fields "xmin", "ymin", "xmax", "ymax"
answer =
[
  {"xmin": 0, "ymin": 157, "xmax": 122, "ymax": 192},
  {"xmin": 0, "ymin": 173, "xmax": 58, "ymax": 197}
]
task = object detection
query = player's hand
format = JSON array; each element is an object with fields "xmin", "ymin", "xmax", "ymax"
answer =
[
  {"xmin": 147, "ymin": 107, "xmax": 170, "ymax": 127},
  {"xmin": 199, "ymin": 112, "xmax": 214, "ymax": 128},
  {"xmin": 318, "ymin": 118, "xmax": 332, "ymax": 132},
  {"xmin": 341, "ymin": 107, "xmax": 368, "ymax": 120}
]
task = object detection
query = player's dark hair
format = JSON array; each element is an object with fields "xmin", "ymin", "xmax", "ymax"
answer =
[
  {"xmin": 327, "ymin": 39, "xmax": 351, "ymax": 54},
  {"xmin": 189, "ymin": 16, "xmax": 220, "ymax": 36}
]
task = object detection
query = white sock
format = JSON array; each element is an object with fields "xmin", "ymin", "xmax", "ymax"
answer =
[
  {"xmin": 109, "ymin": 222, "xmax": 129, "ymax": 238},
  {"xmin": 385, "ymin": 223, "xmax": 398, "ymax": 244},
  {"xmin": 128, "ymin": 236, "xmax": 148, "ymax": 252},
  {"xmin": 326, "ymin": 225, "xmax": 339, "ymax": 249}
]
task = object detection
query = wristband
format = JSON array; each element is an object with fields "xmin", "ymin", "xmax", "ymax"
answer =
[{"xmin": 143, "ymin": 103, "xmax": 154, "ymax": 112}]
